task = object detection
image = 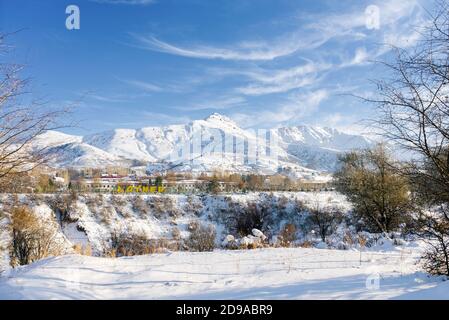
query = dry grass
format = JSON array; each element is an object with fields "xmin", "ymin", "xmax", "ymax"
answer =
[{"xmin": 72, "ymin": 243, "xmax": 92, "ymax": 256}]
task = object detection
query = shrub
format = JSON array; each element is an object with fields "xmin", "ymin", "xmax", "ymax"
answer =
[
  {"xmin": 73, "ymin": 243, "xmax": 82, "ymax": 254},
  {"xmin": 111, "ymin": 194, "xmax": 126, "ymax": 207},
  {"xmin": 109, "ymin": 232, "xmax": 179, "ymax": 257},
  {"xmin": 421, "ymin": 244, "xmax": 449, "ymax": 276},
  {"xmin": 342, "ymin": 231, "xmax": 355, "ymax": 246},
  {"xmin": 307, "ymin": 204, "xmax": 343, "ymax": 242},
  {"xmin": 299, "ymin": 240, "xmax": 313, "ymax": 248},
  {"xmin": 47, "ymin": 194, "xmax": 77, "ymax": 223},
  {"xmin": 10, "ymin": 206, "xmax": 64, "ymax": 266},
  {"xmin": 357, "ymin": 234, "xmax": 368, "ymax": 248},
  {"xmin": 222, "ymin": 235, "xmax": 238, "ymax": 249},
  {"xmin": 334, "ymin": 145, "xmax": 412, "ymax": 233},
  {"xmin": 279, "ymin": 223, "xmax": 297, "ymax": 247},
  {"xmin": 99, "ymin": 206, "xmax": 113, "ymax": 225},
  {"xmin": 184, "ymin": 196, "xmax": 203, "ymax": 216},
  {"xmin": 132, "ymin": 196, "xmax": 150, "ymax": 217},
  {"xmin": 73, "ymin": 243, "xmax": 92, "ymax": 256},
  {"xmin": 110, "ymin": 232, "xmax": 151, "ymax": 257},
  {"xmin": 171, "ymin": 227, "xmax": 181, "ymax": 240},
  {"xmin": 186, "ymin": 222, "xmax": 216, "ymax": 252},
  {"xmin": 277, "ymin": 195, "xmax": 289, "ymax": 212},
  {"xmin": 235, "ymin": 202, "xmax": 270, "ymax": 236},
  {"xmin": 416, "ymin": 213, "xmax": 449, "ymax": 276},
  {"xmin": 151, "ymin": 196, "xmax": 179, "ymax": 218},
  {"xmin": 239, "ymin": 235, "xmax": 264, "ymax": 249}
]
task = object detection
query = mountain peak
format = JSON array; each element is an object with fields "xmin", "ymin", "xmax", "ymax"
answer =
[{"xmin": 204, "ymin": 113, "xmax": 236, "ymax": 124}]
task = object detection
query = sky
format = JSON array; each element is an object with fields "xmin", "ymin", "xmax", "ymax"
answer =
[{"xmin": 0, "ymin": 0, "xmax": 433, "ymax": 135}]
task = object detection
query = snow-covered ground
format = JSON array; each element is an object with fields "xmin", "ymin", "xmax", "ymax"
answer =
[
  {"xmin": 1, "ymin": 191, "xmax": 447, "ymax": 300},
  {"xmin": 0, "ymin": 247, "xmax": 447, "ymax": 300}
]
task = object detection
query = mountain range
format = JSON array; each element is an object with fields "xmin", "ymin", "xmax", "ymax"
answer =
[{"xmin": 33, "ymin": 113, "xmax": 374, "ymax": 178}]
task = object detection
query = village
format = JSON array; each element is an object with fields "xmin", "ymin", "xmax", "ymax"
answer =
[{"xmin": 51, "ymin": 165, "xmax": 334, "ymax": 194}]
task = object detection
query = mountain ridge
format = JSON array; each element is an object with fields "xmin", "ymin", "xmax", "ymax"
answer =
[{"xmin": 34, "ymin": 113, "xmax": 374, "ymax": 176}]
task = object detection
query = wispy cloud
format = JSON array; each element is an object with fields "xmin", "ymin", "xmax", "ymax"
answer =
[
  {"xmin": 120, "ymin": 79, "xmax": 163, "ymax": 92},
  {"xmin": 231, "ymin": 89, "xmax": 329, "ymax": 128},
  {"xmin": 304, "ymin": 1, "xmax": 421, "ymax": 38},
  {"xmin": 124, "ymin": 0, "xmax": 428, "ymax": 127},
  {"xmin": 131, "ymin": 34, "xmax": 313, "ymax": 61},
  {"xmin": 130, "ymin": 1, "xmax": 424, "ymax": 63},
  {"xmin": 87, "ymin": 94, "xmax": 129, "ymax": 103},
  {"xmin": 234, "ymin": 62, "xmax": 331, "ymax": 96}
]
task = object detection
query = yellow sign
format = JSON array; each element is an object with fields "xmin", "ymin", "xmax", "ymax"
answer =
[{"xmin": 116, "ymin": 185, "xmax": 165, "ymax": 193}]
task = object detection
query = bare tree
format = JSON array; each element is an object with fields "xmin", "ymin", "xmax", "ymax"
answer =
[
  {"xmin": 417, "ymin": 210, "xmax": 449, "ymax": 276},
  {"xmin": 366, "ymin": 1, "xmax": 449, "ymax": 275},
  {"xmin": 368, "ymin": 1, "xmax": 449, "ymax": 187},
  {"xmin": 306, "ymin": 196, "xmax": 343, "ymax": 242},
  {"xmin": 0, "ymin": 33, "xmax": 70, "ymax": 183}
]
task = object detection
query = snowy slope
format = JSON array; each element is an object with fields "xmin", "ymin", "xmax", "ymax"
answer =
[
  {"xmin": 44, "ymin": 142, "xmax": 129, "ymax": 168},
  {"xmin": 83, "ymin": 129, "xmax": 157, "ymax": 162},
  {"xmin": 32, "ymin": 130, "xmax": 83, "ymax": 147},
  {"xmin": 35, "ymin": 113, "xmax": 374, "ymax": 172},
  {"xmin": 275, "ymin": 126, "xmax": 373, "ymax": 171},
  {"xmin": 277, "ymin": 125, "xmax": 372, "ymax": 150},
  {"xmin": 0, "ymin": 248, "xmax": 446, "ymax": 300}
]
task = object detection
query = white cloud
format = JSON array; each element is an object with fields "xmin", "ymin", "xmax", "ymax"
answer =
[
  {"xmin": 235, "ymin": 62, "xmax": 331, "ymax": 96},
  {"xmin": 131, "ymin": 33, "xmax": 325, "ymax": 61},
  {"xmin": 129, "ymin": 0, "xmax": 425, "ymax": 64},
  {"xmin": 237, "ymin": 75, "xmax": 317, "ymax": 96},
  {"xmin": 231, "ymin": 89, "xmax": 329, "ymax": 128},
  {"xmin": 124, "ymin": 0, "xmax": 429, "ymax": 126},
  {"xmin": 306, "ymin": 1, "xmax": 421, "ymax": 36}
]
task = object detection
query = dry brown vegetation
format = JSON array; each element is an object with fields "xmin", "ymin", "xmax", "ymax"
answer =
[
  {"xmin": 278, "ymin": 223, "xmax": 297, "ymax": 247},
  {"xmin": 109, "ymin": 232, "xmax": 180, "ymax": 257},
  {"xmin": 9, "ymin": 206, "xmax": 64, "ymax": 266},
  {"xmin": 185, "ymin": 221, "xmax": 216, "ymax": 252},
  {"xmin": 132, "ymin": 196, "xmax": 150, "ymax": 217},
  {"xmin": 73, "ymin": 243, "xmax": 92, "ymax": 256}
]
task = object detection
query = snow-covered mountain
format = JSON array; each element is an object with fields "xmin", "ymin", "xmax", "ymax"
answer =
[
  {"xmin": 275, "ymin": 126, "xmax": 373, "ymax": 172},
  {"xmin": 35, "ymin": 113, "xmax": 374, "ymax": 175}
]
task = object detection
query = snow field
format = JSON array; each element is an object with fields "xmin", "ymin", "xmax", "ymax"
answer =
[{"xmin": 0, "ymin": 247, "xmax": 447, "ymax": 300}]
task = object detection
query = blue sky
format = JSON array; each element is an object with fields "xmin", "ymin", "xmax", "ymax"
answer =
[{"xmin": 0, "ymin": 0, "xmax": 432, "ymax": 135}]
